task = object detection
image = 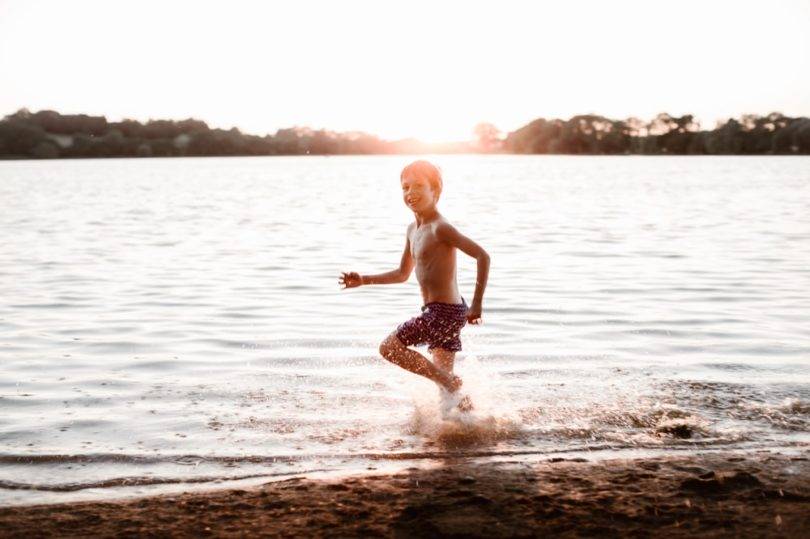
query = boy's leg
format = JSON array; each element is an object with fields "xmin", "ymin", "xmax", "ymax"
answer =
[
  {"xmin": 431, "ymin": 348, "xmax": 455, "ymax": 374},
  {"xmin": 432, "ymin": 348, "xmax": 472, "ymax": 412},
  {"xmin": 379, "ymin": 334, "xmax": 461, "ymax": 392}
]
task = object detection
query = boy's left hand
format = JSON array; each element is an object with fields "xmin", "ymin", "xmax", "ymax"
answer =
[{"xmin": 467, "ymin": 303, "xmax": 483, "ymax": 325}]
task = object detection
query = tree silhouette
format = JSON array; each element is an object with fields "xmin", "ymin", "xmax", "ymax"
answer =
[
  {"xmin": 473, "ymin": 122, "xmax": 501, "ymax": 152},
  {"xmin": 1, "ymin": 108, "xmax": 808, "ymax": 159}
]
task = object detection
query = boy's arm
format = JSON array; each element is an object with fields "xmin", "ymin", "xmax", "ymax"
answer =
[
  {"xmin": 361, "ymin": 236, "xmax": 413, "ymax": 284},
  {"xmin": 340, "ymin": 227, "xmax": 414, "ymax": 288},
  {"xmin": 436, "ymin": 223, "xmax": 490, "ymax": 323}
]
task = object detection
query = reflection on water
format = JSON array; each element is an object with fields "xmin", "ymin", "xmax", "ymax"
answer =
[{"xmin": 0, "ymin": 155, "xmax": 808, "ymax": 505}]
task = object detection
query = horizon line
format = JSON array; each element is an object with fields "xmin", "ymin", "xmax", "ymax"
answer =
[{"xmin": 6, "ymin": 107, "xmax": 809, "ymax": 145}]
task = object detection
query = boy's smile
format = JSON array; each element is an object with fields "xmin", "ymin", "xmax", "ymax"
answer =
[{"xmin": 401, "ymin": 175, "xmax": 437, "ymax": 213}]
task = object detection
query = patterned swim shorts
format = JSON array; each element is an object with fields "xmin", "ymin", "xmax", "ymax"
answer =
[{"xmin": 395, "ymin": 298, "xmax": 469, "ymax": 352}]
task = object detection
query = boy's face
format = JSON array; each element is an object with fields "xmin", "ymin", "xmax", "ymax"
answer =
[{"xmin": 400, "ymin": 173, "xmax": 437, "ymax": 213}]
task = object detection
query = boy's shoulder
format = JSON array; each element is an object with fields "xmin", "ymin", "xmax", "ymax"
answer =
[
  {"xmin": 406, "ymin": 215, "xmax": 458, "ymax": 238},
  {"xmin": 433, "ymin": 216, "xmax": 457, "ymax": 234},
  {"xmin": 437, "ymin": 214, "xmax": 455, "ymax": 226}
]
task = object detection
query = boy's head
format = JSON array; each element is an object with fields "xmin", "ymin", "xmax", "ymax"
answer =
[{"xmin": 400, "ymin": 160, "xmax": 443, "ymax": 211}]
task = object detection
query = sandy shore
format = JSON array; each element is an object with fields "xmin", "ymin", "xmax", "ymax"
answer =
[{"xmin": 1, "ymin": 452, "xmax": 808, "ymax": 538}]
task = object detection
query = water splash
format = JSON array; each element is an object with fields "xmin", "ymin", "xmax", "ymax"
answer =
[{"xmin": 406, "ymin": 356, "xmax": 523, "ymax": 449}]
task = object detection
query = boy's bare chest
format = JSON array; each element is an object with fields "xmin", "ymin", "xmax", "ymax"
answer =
[{"xmin": 409, "ymin": 227, "xmax": 445, "ymax": 261}]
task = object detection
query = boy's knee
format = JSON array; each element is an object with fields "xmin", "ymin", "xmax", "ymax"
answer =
[
  {"xmin": 379, "ymin": 340, "xmax": 393, "ymax": 359},
  {"xmin": 379, "ymin": 335, "xmax": 400, "ymax": 359}
]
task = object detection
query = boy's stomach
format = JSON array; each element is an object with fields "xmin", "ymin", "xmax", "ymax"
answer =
[{"xmin": 417, "ymin": 279, "xmax": 463, "ymax": 305}]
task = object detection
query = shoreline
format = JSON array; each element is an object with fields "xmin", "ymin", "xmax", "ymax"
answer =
[{"xmin": 1, "ymin": 452, "xmax": 807, "ymax": 537}]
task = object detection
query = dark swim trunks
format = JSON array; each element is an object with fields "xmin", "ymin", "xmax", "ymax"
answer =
[{"xmin": 395, "ymin": 298, "xmax": 469, "ymax": 352}]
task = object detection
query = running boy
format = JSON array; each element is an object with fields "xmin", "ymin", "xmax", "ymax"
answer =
[{"xmin": 339, "ymin": 160, "xmax": 490, "ymax": 409}]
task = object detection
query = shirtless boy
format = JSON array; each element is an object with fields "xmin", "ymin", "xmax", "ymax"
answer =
[{"xmin": 339, "ymin": 160, "xmax": 490, "ymax": 409}]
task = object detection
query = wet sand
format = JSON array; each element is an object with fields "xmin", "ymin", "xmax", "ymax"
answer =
[{"xmin": 1, "ymin": 452, "xmax": 808, "ymax": 538}]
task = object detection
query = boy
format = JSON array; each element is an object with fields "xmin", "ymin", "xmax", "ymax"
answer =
[{"xmin": 339, "ymin": 160, "xmax": 490, "ymax": 411}]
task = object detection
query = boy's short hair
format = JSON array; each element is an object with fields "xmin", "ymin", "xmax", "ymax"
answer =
[{"xmin": 400, "ymin": 160, "xmax": 442, "ymax": 198}]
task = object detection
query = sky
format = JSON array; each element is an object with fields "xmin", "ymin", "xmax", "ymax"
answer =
[{"xmin": 1, "ymin": 0, "xmax": 809, "ymax": 142}]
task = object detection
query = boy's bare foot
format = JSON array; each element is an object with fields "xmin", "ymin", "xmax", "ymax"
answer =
[
  {"xmin": 457, "ymin": 394, "xmax": 474, "ymax": 412},
  {"xmin": 440, "ymin": 376, "xmax": 474, "ymax": 413}
]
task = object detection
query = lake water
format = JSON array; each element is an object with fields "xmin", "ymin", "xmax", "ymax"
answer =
[{"xmin": 1, "ymin": 155, "xmax": 808, "ymax": 506}]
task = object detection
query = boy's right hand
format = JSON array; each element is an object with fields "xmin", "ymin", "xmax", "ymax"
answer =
[{"xmin": 339, "ymin": 271, "xmax": 362, "ymax": 289}]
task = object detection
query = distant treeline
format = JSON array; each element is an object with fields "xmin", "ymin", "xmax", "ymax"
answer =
[
  {"xmin": 1, "ymin": 108, "xmax": 808, "ymax": 159},
  {"xmin": 501, "ymin": 113, "xmax": 810, "ymax": 155}
]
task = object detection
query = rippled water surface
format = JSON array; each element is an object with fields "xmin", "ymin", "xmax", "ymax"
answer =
[{"xmin": 1, "ymin": 155, "xmax": 809, "ymax": 505}]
